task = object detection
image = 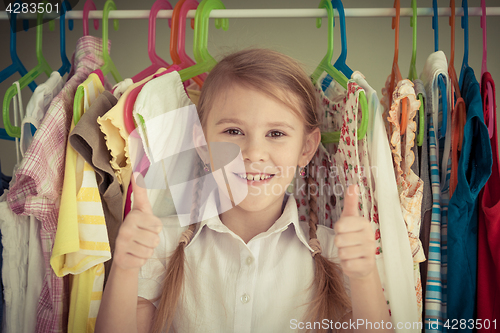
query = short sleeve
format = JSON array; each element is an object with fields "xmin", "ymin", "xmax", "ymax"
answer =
[
  {"xmin": 316, "ymin": 225, "xmax": 351, "ymax": 299},
  {"xmin": 137, "ymin": 215, "xmax": 186, "ymax": 308}
]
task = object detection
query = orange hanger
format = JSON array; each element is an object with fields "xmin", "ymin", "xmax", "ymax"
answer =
[
  {"xmin": 170, "ymin": 0, "xmax": 205, "ymax": 87},
  {"xmin": 449, "ymin": 0, "xmax": 466, "ymax": 196},
  {"xmin": 389, "ymin": 0, "xmax": 408, "ymax": 136}
]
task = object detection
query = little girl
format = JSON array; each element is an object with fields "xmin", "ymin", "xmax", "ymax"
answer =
[{"xmin": 96, "ymin": 49, "xmax": 393, "ymax": 333}]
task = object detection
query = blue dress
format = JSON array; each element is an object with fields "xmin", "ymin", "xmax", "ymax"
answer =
[{"xmin": 447, "ymin": 66, "xmax": 492, "ymax": 331}]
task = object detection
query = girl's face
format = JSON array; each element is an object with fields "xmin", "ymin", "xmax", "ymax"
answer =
[{"xmin": 203, "ymin": 83, "xmax": 320, "ymax": 212}]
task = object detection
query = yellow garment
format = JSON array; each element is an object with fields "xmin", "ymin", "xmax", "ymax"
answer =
[
  {"xmin": 51, "ymin": 73, "xmax": 110, "ymax": 333},
  {"xmin": 186, "ymin": 81, "xmax": 201, "ymax": 106},
  {"xmin": 97, "ymin": 68, "xmax": 167, "ymax": 206}
]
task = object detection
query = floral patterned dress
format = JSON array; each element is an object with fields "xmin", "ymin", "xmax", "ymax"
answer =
[
  {"xmin": 381, "ymin": 77, "xmax": 426, "ymax": 322},
  {"xmin": 293, "ymin": 72, "xmax": 389, "ymax": 314}
]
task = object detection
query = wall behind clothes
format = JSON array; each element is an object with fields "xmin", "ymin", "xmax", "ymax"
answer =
[{"xmin": 1, "ymin": 0, "xmax": 499, "ymax": 176}]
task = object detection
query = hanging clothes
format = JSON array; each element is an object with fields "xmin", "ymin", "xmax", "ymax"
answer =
[
  {"xmin": 130, "ymin": 69, "xmax": 192, "ymax": 219},
  {"xmin": 381, "ymin": 77, "xmax": 425, "ymax": 322},
  {"xmin": 68, "ymin": 90, "xmax": 119, "ymax": 286},
  {"xmin": 412, "ymin": 79, "xmax": 433, "ymax": 319},
  {"xmin": 294, "ymin": 71, "xmax": 391, "ymax": 318},
  {"xmin": 6, "ymin": 35, "xmax": 111, "ymax": 333},
  {"xmin": 0, "ymin": 191, "xmax": 29, "ymax": 333},
  {"xmin": 186, "ymin": 80, "xmax": 201, "ymax": 106},
  {"xmin": 420, "ymin": 50, "xmax": 452, "ymax": 332},
  {"xmin": 50, "ymin": 72, "xmax": 111, "ymax": 333},
  {"xmin": 111, "ymin": 78, "xmax": 133, "ymax": 100},
  {"xmin": 477, "ymin": 71, "xmax": 500, "ymax": 330},
  {"xmin": 447, "ymin": 66, "xmax": 492, "ymax": 331},
  {"xmin": 20, "ymin": 71, "xmax": 64, "ymax": 157},
  {"xmin": 352, "ymin": 71, "xmax": 419, "ymax": 332},
  {"xmin": 96, "ymin": 68, "xmax": 167, "ymax": 212}
]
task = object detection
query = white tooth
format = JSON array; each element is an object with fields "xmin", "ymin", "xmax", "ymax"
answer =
[{"xmin": 246, "ymin": 174, "xmax": 254, "ymax": 181}]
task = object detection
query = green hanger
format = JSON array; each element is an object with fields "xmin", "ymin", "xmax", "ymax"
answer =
[
  {"xmin": 178, "ymin": 0, "xmax": 228, "ymax": 82},
  {"xmin": 312, "ymin": 0, "xmax": 368, "ymax": 144},
  {"xmin": 100, "ymin": 0, "xmax": 122, "ymax": 83},
  {"xmin": 310, "ymin": 0, "xmax": 347, "ymax": 89},
  {"xmin": 2, "ymin": 1, "xmax": 53, "ymax": 138},
  {"xmin": 407, "ymin": 0, "xmax": 425, "ymax": 146}
]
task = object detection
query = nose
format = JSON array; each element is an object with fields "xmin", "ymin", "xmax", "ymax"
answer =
[{"xmin": 241, "ymin": 134, "xmax": 268, "ymax": 163}]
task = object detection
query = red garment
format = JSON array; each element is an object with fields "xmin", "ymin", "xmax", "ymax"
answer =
[{"xmin": 477, "ymin": 72, "xmax": 500, "ymax": 330}]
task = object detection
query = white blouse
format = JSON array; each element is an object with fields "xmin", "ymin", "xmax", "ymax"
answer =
[{"xmin": 138, "ymin": 193, "xmax": 350, "ymax": 333}]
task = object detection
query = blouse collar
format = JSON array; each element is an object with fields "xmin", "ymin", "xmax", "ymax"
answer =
[{"xmin": 185, "ymin": 192, "xmax": 315, "ymax": 253}]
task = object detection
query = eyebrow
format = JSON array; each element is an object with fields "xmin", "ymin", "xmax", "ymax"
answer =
[{"xmin": 215, "ymin": 118, "xmax": 295, "ymax": 131}]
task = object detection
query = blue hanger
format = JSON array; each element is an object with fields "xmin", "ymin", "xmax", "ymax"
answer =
[
  {"xmin": 0, "ymin": 1, "xmax": 37, "ymax": 92},
  {"xmin": 57, "ymin": 0, "xmax": 72, "ymax": 76},
  {"xmin": 458, "ymin": 0, "xmax": 468, "ymax": 89},
  {"xmin": 433, "ymin": 0, "xmax": 439, "ymax": 52},
  {"xmin": 321, "ymin": 0, "xmax": 353, "ymax": 92},
  {"xmin": 332, "ymin": 0, "xmax": 352, "ymax": 79},
  {"xmin": 432, "ymin": 0, "xmax": 448, "ymax": 140}
]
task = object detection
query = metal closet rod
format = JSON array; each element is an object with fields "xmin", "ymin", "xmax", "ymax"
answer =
[{"xmin": 1, "ymin": 7, "xmax": 500, "ymax": 20}]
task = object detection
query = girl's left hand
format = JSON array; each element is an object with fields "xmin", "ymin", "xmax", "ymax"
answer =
[{"xmin": 334, "ymin": 184, "xmax": 377, "ymax": 281}]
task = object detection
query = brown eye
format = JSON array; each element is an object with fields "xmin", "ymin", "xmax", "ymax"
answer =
[
  {"xmin": 225, "ymin": 129, "xmax": 243, "ymax": 136},
  {"xmin": 269, "ymin": 131, "xmax": 285, "ymax": 138}
]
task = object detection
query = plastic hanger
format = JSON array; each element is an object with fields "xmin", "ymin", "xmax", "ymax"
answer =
[
  {"xmin": 432, "ymin": 0, "xmax": 439, "ymax": 52},
  {"xmin": 12, "ymin": 82, "xmax": 23, "ymax": 164},
  {"xmin": 0, "ymin": 2, "xmax": 36, "ymax": 92},
  {"xmin": 57, "ymin": 0, "xmax": 72, "ymax": 76},
  {"xmin": 73, "ymin": 0, "xmax": 100, "ymax": 125},
  {"xmin": 311, "ymin": 0, "xmax": 368, "ymax": 144},
  {"xmin": 0, "ymin": 3, "xmax": 33, "ymax": 141},
  {"xmin": 481, "ymin": 0, "xmax": 494, "ymax": 139},
  {"xmin": 177, "ymin": 0, "xmax": 229, "ymax": 82},
  {"xmin": 83, "ymin": 0, "xmax": 99, "ymax": 36},
  {"xmin": 449, "ymin": 0, "xmax": 467, "ymax": 196},
  {"xmin": 99, "ymin": 0, "xmax": 122, "ymax": 83},
  {"xmin": 123, "ymin": 0, "xmax": 228, "ymax": 133},
  {"xmin": 408, "ymin": 0, "xmax": 424, "ymax": 146},
  {"xmin": 448, "ymin": 0, "xmax": 466, "ymax": 149},
  {"xmin": 458, "ymin": 0, "xmax": 469, "ymax": 89},
  {"xmin": 311, "ymin": 0, "xmax": 347, "ymax": 89},
  {"xmin": 331, "ymin": 0, "xmax": 353, "ymax": 79},
  {"xmin": 170, "ymin": 0, "xmax": 206, "ymax": 86},
  {"xmin": 433, "ymin": 0, "xmax": 448, "ymax": 140},
  {"xmin": 2, "ymin": 4, "xmax": 53, "ymax": 138},
  {"xmin": 131, "ymin": 0, "xmax": 173, "ymax": 82},
  {"xmin": 387, "ymin": 0, "xmax": 409, "ymax": 136}
]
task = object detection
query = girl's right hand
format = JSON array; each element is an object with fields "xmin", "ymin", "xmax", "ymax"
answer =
[{"xmin": 113, "ymin": 172, "xmax": 163, "ymax": 271}]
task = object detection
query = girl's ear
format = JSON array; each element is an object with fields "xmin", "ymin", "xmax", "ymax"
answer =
[{"xmin": 299, "ymin": 127, "xmax": 321, "ymax": 167}]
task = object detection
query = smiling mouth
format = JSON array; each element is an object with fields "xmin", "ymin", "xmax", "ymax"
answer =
[{"xmin": 233, "ymin": 173, "xmax": 276, "ymax": 181}]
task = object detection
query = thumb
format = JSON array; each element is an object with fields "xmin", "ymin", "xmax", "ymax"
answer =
[
  {"xmin": 131, "ymin": 172, "xmax": 153, "ymax": 215},
  {"xmin": 341, "ymin": 184, "xmax": 360, "ymax": 217}
]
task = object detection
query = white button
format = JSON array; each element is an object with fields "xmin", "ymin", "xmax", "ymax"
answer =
[
  {"xmin": 240, "ymin": 293, "xmax": 250, "ymax": 304},
  {"xmin": 246, "ymin": 256, "xmax": 253, "ymax": 265}
]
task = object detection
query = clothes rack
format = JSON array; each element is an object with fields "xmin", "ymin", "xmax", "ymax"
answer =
[{"xmin": 1, "ymin": 7, "xmax": 500, "ymax": 21}]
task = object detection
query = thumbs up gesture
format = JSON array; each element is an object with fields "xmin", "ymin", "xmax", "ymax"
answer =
[
  {"xmin": 334, "ymin": 185, "xmax": 377, "ymax": 280},
  {"xmin": 114, "ymin": 173, "xmax": 163, "ymax": 271}
]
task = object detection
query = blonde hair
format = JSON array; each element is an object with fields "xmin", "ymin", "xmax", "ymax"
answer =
[{"xmin": 150, "ymin": 48, "xmax": 351, "ymax": 333}]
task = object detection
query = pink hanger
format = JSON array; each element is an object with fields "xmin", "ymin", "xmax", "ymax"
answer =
[
  {"xmin": 170, "ymin": 0, "xmax": 206, "ymax": 86},
  {"xmin": 83, "ymin": 0, "xmax": 99, "ymax": 36},
  {"xmin": 131, "ymin": 0, "xmax": 173, "ymax": 82},
  {"xmin": 124, "ymin": 65, "xmax": 182, "ymax": 134},
  {"xmin": 481, "ymin": 0, "xmax": 494, "ymax": 139}
]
